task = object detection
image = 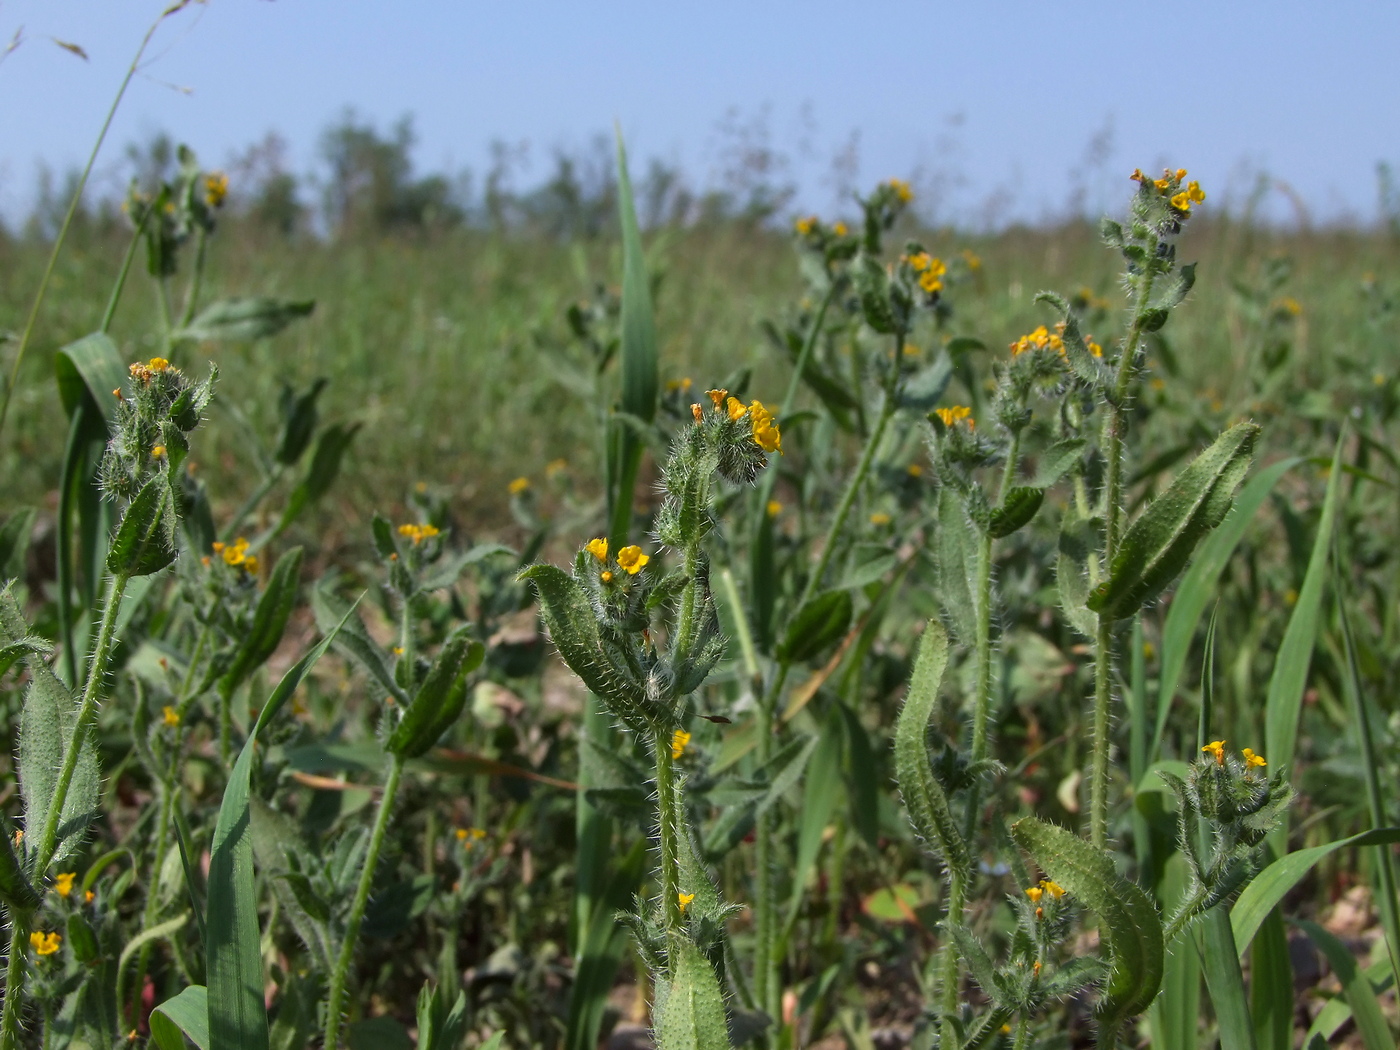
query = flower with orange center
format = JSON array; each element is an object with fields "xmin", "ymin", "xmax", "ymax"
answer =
[
  {"xmin": 1241, "ymin": 748, "xmax": 1266, "ymax": 768},
  {"xmin": 616, "ymin": 546, "xmax": 649, "ymax": 575},
  {"xmin": 934, "ymin": 405, "xmax": 974, "ymax": 429},
  {"xmin": 1202, "ymin": 740, "xmax": 1227, "ymax": 765}
]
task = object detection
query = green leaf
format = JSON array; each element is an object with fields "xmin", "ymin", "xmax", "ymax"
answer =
[
  {"xmin": 0, "ymin": 507, "xmax": 37, "ymax": 580},
  {"xmin": 107, "ymin": 475, "xmax": 178, "ymax": 577},
  {"xmin": 151, "ymin": 986, "xmax": 211, "ymax": 1050},
  {"xmin": 936, "ymin": 487, "xmax": 979, "ymax": 645},
  {"xmin": 1264, "ymin": 440, "xmax": 1343, "ymax": 855},
  {"xmin": 783, "ymin": 714, "xmax": 843, "ymax": 930},
  {"xmin": 1200, "ymin": 906, "xmax": 1257, "ymax": 1050},
  {"xmin": 854, "ymin": 252, "xmax": 898, "ymax": 334},
  {"xmin": 1251, "ymin": 907, "xmax": 1293, "ymax": 1050},
  {"xmin": 1010, "ymin": 816, "xmax": 1164, "ymax": 1039},
  {"xmin": 0, "ymin": 823, "xmax": 40, "ymax": 913},
  {"xmin": 1295, "ymin": 921, "xmax": 1394, "ymax": 1050},
  {"xmin": 219, "ymin": 546, "xmax": 304, "ymax": 698},
  {"xmin": 1149, "ymin": 853, "xmax": 1201, "ymax": 1050},
  {"xmin": 947, "ymin": 924, "xmax": 1007, "ymax": 1005},
  {"xmin": 894, "ymin": 622, "xmax": 970, "ymax": 878},
  {"xmin": 1030, "ymin": 438, "xmax": 1086, "ymax": 489},
  {"xmin": 176, "ymin": 297, "xmax": 315, "ymax": 342},
  {"xmin": 987, "ymin": 486, "xmax": 1043, "ymax": 538},
  {"xmin": 777, "ymin": 590, "xmax": 852, "ymax": 664},
  {"xmin": 207, "ymin": 605, "xmax": 355, "ymax": 1050},
  {"xmin": 386, "ymin": 629, "xmax": 484, "ymax": 757},
  {"xmin": 55, "ymin": 331, "xmax": 125, "ymax": 436},
  {"xmin": 518, "ymin": 564, "xmax": 647, "ymax": 717},
  {"xmin": 1231, "ymin": 828, "xmax": 1400, "ymax": 953},
  {"xmin": 1056, "ymin": 508, "xmax": 1097, "ymax": 639},
  {"xmin": 275, "ymin": 422, "xmax": 361, "ymax": 534},
  {"xmin": 1152, "ymin": 458, "xmax": 1297, "ymax": 767},
  {"xmin": 274, "ymin": 379, "xmax": 327, "ymax": 466},
  {"xmin": 1088, "ymin": 423, "xmax": 1259, "ymax": 620},
  {"xmin": 311, "ymin": 582, "xmax": 406, "ymax": 706},
  {"xmin": 655, "ymin": 935, "xmax": 731, "ymax": 1050},
  {"xmin": 1153, "ymin": 263, "xmax": 1197, "ymax": 311},
  {"xmin": 18, "ymin": 662, "xmax": 100, "ymax": 868}
]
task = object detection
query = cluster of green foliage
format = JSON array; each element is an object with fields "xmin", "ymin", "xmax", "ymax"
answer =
[{"xmin": 0, "ymin": 61, "xmax": 1399, "ymax": 1050}]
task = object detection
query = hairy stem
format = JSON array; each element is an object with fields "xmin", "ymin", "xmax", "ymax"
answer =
[
  {"xmin": 1, "ymin": 921, "xmax": 30, "ymax": 1050},
  {"xmin": 324, "ymin": 752, "xmax": 404, "ymax": 1049},
  {"xmin": 654, "ymin": 729, "xmax": 682, "ymax": 932}
]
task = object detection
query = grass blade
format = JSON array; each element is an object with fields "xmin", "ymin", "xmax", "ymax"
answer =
[
  {"xmin": 1200, "ymin": 907, "xmax": 1256, "ymax": 1050},
  {"xmin": 1295, "ymin": 920, "xmax": 1394, "ymax": 1050},
  {"xmin": 1264, "ymin": 437, "xmax": 1343, "ymax": 856},
  {"xmin": 207, "ymin": 604, "xmax": 355, "ymax": 1050},
  {"xmin": 1249, "ymin": 906, "xmax": 1292, "ymax": 1050},
  {"xmin": 1149, "ymin": 854, "xmax": 1200, "ymax": 1050},
  {"xmin": 151, "ymin": 985, "xmax": 211, "ymax": 1050}
]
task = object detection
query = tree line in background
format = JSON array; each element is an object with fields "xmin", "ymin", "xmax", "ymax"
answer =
[{"xmin": 13, "ymin": 109, "xmax": 1400, "ymax": 244}]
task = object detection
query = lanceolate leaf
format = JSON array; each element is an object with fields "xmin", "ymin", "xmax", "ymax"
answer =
[
  {"xmin": 654, "ymin": 935, "xmax": 730, "ymax": 1050},
  {"xmin": 386, "ymin": 629, "xmax": 484, "ymax": 757},
  {"xmin": 176, "ymin": 297, "xmax": 315, "ymax": 343},
  {"xmin": 219, "ymin": 546, "xmax": 304, "ymax": 698},
  {"xmin": 895, "ymin": 622, "xmax": 970, "ymax": 879},
  {"xmin": 988, "ymin": 486, "xmax": 1044, "ymax": 538},
  {"xmin": 1088, "ymin": 422, "xmax": 1259, "ymax": 620},
  {"xmin": 151, "ymin": 986, "xmax": 211, "ymax": 1050},
  {"xmin": 937, "ymin": 487, "xmax": 979, "ymax": 645},
  {"xmin": 18, "ymin": 662, "xmax": 100, "ymax": 869},
  {"xmin": 1056, "ymin": 509, "xmax": 1098, "ymax": 639},
  {"xmin": 519, "ymin": 564, "xmax": 647, "ymax": 714},
  {"xmin": 107, "ymin": 475, "xmax": 178, "ymax": 577},
  {"xmin": 1010, "ymin": 816, "xmax": 1164, "ymax": 1040},
  {"xmin": 777, "ymin": 590, "xmax": 851, "ymax": 664}
]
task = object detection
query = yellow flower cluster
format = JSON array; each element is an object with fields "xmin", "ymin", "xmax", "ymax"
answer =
[
  {"xmin": 508, "ymin": 476, "xmax": 530, "ymax": 495},
  {"xmin": 1025, "ymin": 879, "xmax": 1066, "ymax": 902},
  {"xmin": 30, "ymin": 931, "xmax": 61, "ymax": 956},
  {"xmin": 1010, "ymin": 325, "xmax": 1064, "ymax": 356},
  {"xmin": 127, "ymin": 357, "xmax": 176, "ymax": 386},
  {"xmin": 205, "ymin": 171, "xmax": 229, "ymax": 208},
  {"xmin": 934, "ymin": 405, "xmax": 974, "ymax": 429},
  {"xmin": 904, "ymin": 251, "xmax": 948, "ymax": 294},
  {"xmin": 677, "ymin": 891, "xmax": 696, "ymax": 914},
  {"xmin": 163, "ymin": 705, "xmax": 181, "ymax": 728},
  {"xmin": 671, "ymin": 729, "xmax": 691, "ymax": 759},
  {"xmin": 702, "ymin": 389, "xmax": 782, "ymax": 454},
  {"xmin": 54, "ymin": 872, "xmax": 76, "ymax": 898},
  {"xmin": 795, "ymin": 216, "xmax": 817, "ymax": 235},
  {"xmin": 887, "ymin": 177, "xmax": 913, "ymax": 203},
  {"xmin": 212, "ymin": 538, "xmax": 259, "ymax": 575},
  {"xmin": 1132, "ymin": 167, "xmax": 1206, "ymax": 213},
  {"xmin": 397, "ymin": 523, "xmax": 441, "ymax": 546},
  {"xmin": 454, "ymin": 826, "xmax": 487, "ymax": 846}
]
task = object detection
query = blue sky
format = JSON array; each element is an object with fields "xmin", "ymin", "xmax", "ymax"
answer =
[{"xmin": 3, "ymin": 0, "xmax": 1396, "ymax": 226}]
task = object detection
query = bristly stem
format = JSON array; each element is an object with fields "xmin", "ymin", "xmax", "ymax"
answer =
[
  {"xmin": 1, "ymin": 922, "xmax": 30, "ymax": 1050},
  {"xmin": 324, "ymin": 751, "xmax": 404, "ymax": 1050},
  {"xmin": 654, "ymin": 728, "xmax": 683, "ymax": 932},
  {"xmin": 1089, "ymin": 243, "xmax": 1159, "ymax": 848}
]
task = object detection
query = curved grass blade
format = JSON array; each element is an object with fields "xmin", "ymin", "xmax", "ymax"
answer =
[
  {"xmin": 1200, "ymin": 907, "xmax": 1256, "ymax": 1050},
  {"xmin": 207, "ymin": 600, "xmax": 358, "ymax": 1050},
  {"xmin": 1294, "ymin": 920, "xmax": 1394, "ymax": 1050},
  {"xmin": 151, "ymin": 985, "xmax": 211, "ymax": 1050}
]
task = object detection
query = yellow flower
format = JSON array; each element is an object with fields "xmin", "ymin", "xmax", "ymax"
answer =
[
  {"xmin": 1187, "ymin": 180, "xmax": 1206, "ymax": 203},
  {"xmin": 1010, "ymin": 325, "xmax": 1054, "ymax": 356},
  {"xmin": 888, "ymin": 178, "xmax": 913, "ymax": 203},
  {"xmin": 1170, "ymin": 191, "xmax": 1191, "ymax": 212},
  {"xmin": 205, "ymin": 171, "xmax": 229, "ymax": 208},
  {"xmin": 54, "ymin": 872, "xmax": 76, "ymax": 898},
  {"xmin": 244, "ymin": 554, "xmax": 259, "ymax": 575},
  {"xmin": 677, "ymin": 892, "xmax": 695, "ymax": 914},
  {"xmin": 726, "ymin": 396, "xmax": 749, "ymax": 422},
  {"xmin": 30, "ymin": 931, "xmax": 61, "ymax": 956},
  {"xmin": 671, "ymin": 729, "xmax": 691, "ymax": 760},
  {"xmin": 601, "ymin": 570, "xmax": 614, "ymax": 583},
  {"xmin": 1278, "ymin": 296, "xmax": 1302, "ymax": 316},
  {"xmin": 918, "ymin": 269, "xmax": 944, "ymax": 294},
  {"xmin": 162, "ymin": 706, "xmax": 180, "ymax": 728},
  {"xmin": 706, "ymin": 388, "xmax": 728, "ymax": 411},
  {"xmin": 869, "ymin": 512, "xmax": 892, "ymax": 526},
  {"xmin": 832, "ymin": 221, "xmax": 848, "ymax": 237},
  {"xmin": 1241, "ymin": 748, "xmax": 1267, "ymax": 768},
  {"xmin": 1040, "ymin": 879, "xmax": 1066, "ymax": 899},
  {"xmin": 934, "ymin": 405, "xmax": 974, "ymax": 428},
  {"xmin": 961, "ymin": 249, "xmax": 982, "ymax": 271},
  {"xmin": 749, "ymin": 400, "xmax": 782, "ymax": 454},
  {"xmin": 1130, "ymin": 168, "xmax": 1146, "ymax": 183},
  {"xmin": 906, "ymin": 251, "xmax": 932, "ymax": 272},
  {"xmin": 1202, "ymin": 740, "xmax": 1227, "ymax": 765},
  {"xmin": 616, "ymin": 546, "xmax": 649, "ymax": 575},
  {"xmin": 508, "ymin": 476, "xmax": 530, "ymax": 495},
  {"xmin": 545, "ymin": 458, "xmax": 569, "ymax": 478},
  {"xmin": 1175, "ymin": 168, "xmax": 1188, "ymax": 180},
  {"xmin": 152, "ymin": 445, "xmax": 166, "ymax": 457},
  {"xmin": 586, "ymin": 537, "xmax": 609, "ymax": 562},
  {"xmin": 795, "ymin": 216, "xmax": 816, "ymax": 235},
  {"xmin": 1025, "ymin": 885, "xmax": 1043, "ymax": 902},
  {"xmin": 907, "ymin": 463, "xmax": 923, "ymax": 477},
  {"xmin": 1086, "ymin": 339, "xmax": 1104, "ymax": 358},
  {"xmin": 148, "ymin": 357, "xmax": 170, "ymax": 373},
  {"xmin": 766, "ymin": 500, "xmax": 782, "ymax": 518},
  {"xmin": 220, "ymin": 537, "xmax": 252, "ymax": 568},
  {"xmin": 84, "ymin": 890, "xmax": 94, "ymax": 904},
  {"xmin": 397, "ymin": 523, "xmax": 441, "ymax": 545},
  {"xmin": 1154, "ymin": 177, "xmax": 1171, "ymax": 192}
]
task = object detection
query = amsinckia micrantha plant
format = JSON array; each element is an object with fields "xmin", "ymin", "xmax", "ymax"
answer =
[{"xmin": 522, "ymin": 387, "xmax": 786, "ymax": 1050}]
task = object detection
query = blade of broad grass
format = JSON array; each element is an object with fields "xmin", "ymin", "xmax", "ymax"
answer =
[
  {"xmin": 1150, "ymin": 852, "xmax": 1201, "ymax": 1050},
  {"xmin": 1333, "ymin": 561, "xmax": 1400, "ymax": 982},
  {"xmin": 1265, "ymin": 438, "xmax": 1343, "ymax": 857},
  {"xmin": 1152, "ymin": 457, "xmax": 1297, "ymax": 766},
  {"xmin": 1200, "ymin": 907, "xmax": 1257, "ymax": 1050},
  {"xmin": 1301, "ymin": 958, "xmax": 1395, "ymax": 1050},
  {"xmin": 1294, "ymin": 920, "xmax": 1394, "ymax": 1050},
  {"xmin": 1249, "ymin": 905, "xmax": 1292, "ymax": 1050},
  {"xmin": 782, "ymin": 711, "xmax": 842, "ymax": 933},
  {"xmin": 151, "ymin": 985, "xmax": 211, "ymax": 1050},
  {"xmin": 1231, "ymin": 829, "xmax": 1400, "ymax": 953},
  {"xmin": 207, "ymin": 604, "xmax": 355, "ymax": 1050},
  {"xmin": 607, "ymin": 129, "xmax": 658, "ymax": 549}
]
